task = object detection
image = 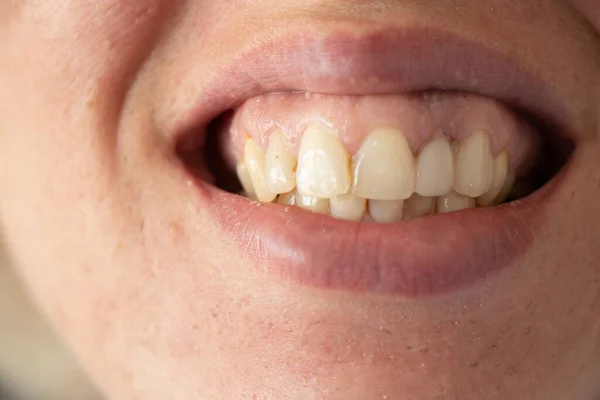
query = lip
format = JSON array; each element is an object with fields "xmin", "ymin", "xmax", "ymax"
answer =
[{"xmin": 175, "ymin": 24, "xmax": 573, "ymax": 296}]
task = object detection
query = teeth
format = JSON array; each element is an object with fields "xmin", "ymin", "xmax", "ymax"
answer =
[
  {"xmin": 352, "ymin": 127, "xmax": 416, "ymax": 200},
  {"xmin": 296, "ymin": 190, "xmax": 330, "ymax": 214},
  {"xmin": 493, "ymin": 170, "xmax": 516, "ymax": 205},
  {"xmin": 330, "ymin": 194, "xmax": 367, "ymax": 221},
  {"xmin": 278, "ymin": 190, "xmax": 297, "ymax": 206},
  {"xmin": 265, "ymin": 131, "xmax": 297, "ymax": 194},
  {"xmin": 415, "ymin": 136, "xmax": 454, "ymax": 197},
  {"xmin": 477, "ymin": 151, "xmax": 509, "ymax": 206},
  {"xmin": 368, "ymin": 199, "xmax": 404, "ymax": 223},
  {"xmin": 454, "ymin": 130, "xmax": 494, "ymax": 197},
  {"xmin": 244, "ymin": 139, "xmax": 277, "ymax": 202},
  {"xmin": 236, "ymin": 161, "xmax": 256, "ymax": 199},
  {"xmin": 437, "ymin": 191, "xmax": 476, "ymax": 213},
  {"xmin": 296, "ymin": 126, "xmax": 351, "ymax": 198},
  {"xmin": 404, "ymin": 194, "xmax": 436, "ymax": 219}
]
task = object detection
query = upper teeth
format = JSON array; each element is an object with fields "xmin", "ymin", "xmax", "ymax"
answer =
[{"xmin": 238, "ymin": 126, "xmax": 513, "ymax": 221}]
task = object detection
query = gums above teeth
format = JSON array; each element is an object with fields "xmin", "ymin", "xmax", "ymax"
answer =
[{"xmin": 223, "ymin": 92, "xmax": 540, "ymax": 223}]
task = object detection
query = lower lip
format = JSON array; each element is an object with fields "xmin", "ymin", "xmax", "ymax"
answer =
[{"xmin": 189, "ymin": 168, "xmax": 560, "ymax": 297}]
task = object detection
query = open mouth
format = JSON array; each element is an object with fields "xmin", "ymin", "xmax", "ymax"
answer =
[{"xmin": 174, "ymin": 26, "xmax": 575, "ymax": 297}]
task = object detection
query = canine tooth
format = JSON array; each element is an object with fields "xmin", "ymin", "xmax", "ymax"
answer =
[
  {"xmin": 352, "ymin": 127, "xmax": 416, "ymax": 200},
  {"xmin": 477, "ymin": 151, "xmax": 509, "ymax": 206},
  {"xmin": 296, "ymin": 192, "xmax": 330, "ymax": 214},
  {"xmin": 330, "ymin": 194, "xmax": 367, "ymax": 221},
  {"xmin": 236, "ymin": 161, "xmax": 256, "ymax": 198},
  {"xmin": 296, "ymin": 126, "xmax": 351, "ymax": 198},
  {"xmin": 437, "ymin": 191, "xmax": 476, "ymax": 213},
  {"xmin": 278, "ymin": 190, "xmax": 297, "ymax": 206},
  {"xmin": 415, "ymin": 136, "xmax": 454, "ymax": 196},
  {"xmin": 404, "ymin": 194, "xmax": 436, "ymax": 219},
  {"xmin": 454, "ymin": 130, "xmax": 494, "ymax": 197},
  {"xmin": 265, "ymin": 131, "xmax": 297, "ymax": 194},
  {"xmin": 244, "ymin": 139, "xmax": 277, "ymax": 202},
  {"xmin": 368, "ymin": 199, "xmax": 404, "ymax": 223}
]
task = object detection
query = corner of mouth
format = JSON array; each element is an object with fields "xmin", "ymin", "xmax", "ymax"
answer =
[{"xmin": 170, "ymin": 23, "xmax": 579, "ymax": 298}]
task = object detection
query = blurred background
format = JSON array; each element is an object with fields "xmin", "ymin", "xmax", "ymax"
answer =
[{"xmin": 0, "ymin": 243, "xmax": 102, "ymax": 400}]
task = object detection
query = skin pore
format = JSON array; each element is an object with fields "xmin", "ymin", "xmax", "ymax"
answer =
[{"xmin": 0, "ymin": 1, "xmax": 599, "ymax": 399}]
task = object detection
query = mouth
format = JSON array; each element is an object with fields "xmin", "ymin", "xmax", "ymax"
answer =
[{"xmin": 173, "ymin": 24, "xmax": 575, "ymax": 297}]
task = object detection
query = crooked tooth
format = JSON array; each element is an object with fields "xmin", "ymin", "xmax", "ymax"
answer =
[
  {"xmin": 454, "ymin": 130, "xmax": 494, "ymax": 197},
  {"xmin": 278, "ymin": 190, "xmax": 296, "ymax": 206},
  {"xmin": 296, "ymin": 126, "xmax": 351, "ymax": 198},
  {"xmin": 477, "ymin": 151, "xmax": 509, "ymax": 206},
  {"xmin": 236, "ymin": 161, "xmax": 256, "ymax": 199},
  {"xmin": 437, "ymin": 191, "xmax": 475, "ymax": 213},
  {"xmin": 404, "ymin": 194, "xmax": 436, "ymax": 219},
  {"xmin": 352, "ymin": 127, "xmax": 416, "ymax": 200},
  {"xmin": 265, "ymin": 131, "xmax": 297, "ymax": 194},
  {"xmin": 415, "ymin": 136, "xmax": 454, "ymax": 196},
  {"xmin": 330, "ymin": 194, "xmax": 367, "ymax": 221},
  {"xmin": 244, "ymin": 139, "xmax": 277, "ymax": 202},
  {"xmin": 368, "ymin": 199, "xmax": 404, "ymax": 223},
  {"xmin": 296, "ymin": 190, "xmax": 330, "ymax": 214}
]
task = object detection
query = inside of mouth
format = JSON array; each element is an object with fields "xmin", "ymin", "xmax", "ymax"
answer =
[{"xmin": 184, "ymin": 90, "xmax": 572, "ymax": 223}]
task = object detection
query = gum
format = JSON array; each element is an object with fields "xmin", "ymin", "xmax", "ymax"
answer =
[{"xmin": 224, "ymin": 91, "xmax": 539, "ymax": 174}]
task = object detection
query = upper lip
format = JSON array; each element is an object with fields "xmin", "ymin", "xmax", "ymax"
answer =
[
  {"xmin": 175, "ymin": 23, "xmax": 577, "ymax": 146},
  {"xmin": 174, "ymin": 21, "xmax": 575, "ymax": 297}
]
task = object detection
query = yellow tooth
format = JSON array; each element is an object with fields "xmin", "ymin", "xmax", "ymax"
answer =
[
  {"xmin": 415, "ymin": 136, "xmax": 454, "ymax": 196},
  {"xmin": 352, "ymin": 127, "xmax": 416, "ymax": 200},
  {"xmin": 296, "ymin": 190, "xmax": 330, "ymax": 214},
  {"xmin": 296, "ymin": 126, "xmax": 351, "ymax": 198},
  {"xmin": 454, "ymin": 130, "xmax": 494, "ymax": 197},
  {"xmin": 437, "ymin": 191, "xmax": 476, "ymax": 213},
  {"xmin": 330, "ymin": 194, "xmax": 367, "ymax": 221},
  {"xmin": 492, "ymin": 170, "xmax": 516, "ymax": 205},
  {"xmin": 278, "ymin": 190, "xmax": 297, "ymax": 206},
  {"xmin": 477, "ymin": 151, "xmax": 509, "ymax": 206},
  {"xmin": 265, "ymin": 131, "xmax": 297, "ymax": 194},
  {"xmin": 236, "ymin": 161, "xmax": 256, "ymax": 199},
  {"xmin": 368, "ymin": 199, "xmax": 404, "ymax": 223},
  {"xmin": 404, "ymin": 194, "xmax": 436, "ymax": 219},
  {"xmin": 244, "ymin": 139, "xmax": 277, "ymax": 202}
]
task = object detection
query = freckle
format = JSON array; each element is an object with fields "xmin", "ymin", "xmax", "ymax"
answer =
[
  {"xmin": 470, "ymin": 361, "xmax": 480, "ymax": 368},
  {"xmin": 470, "ymin": 318, "xmax": 477, "ymax": 324},
  {"xmin": 169, "ymin": 220, "xmax": 184, "ymax": 240},
  {"xmin": 420, "ymin": 348, "xmax": 430, "ymax": 355}
]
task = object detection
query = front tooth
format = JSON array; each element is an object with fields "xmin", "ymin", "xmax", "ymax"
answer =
[
  {"xmin": 477, "ymin": 151, "xmax": 509, "ymax": 206},
  {"xmin": 244, "ymin": 139, "xmax": 277, "ymax": 202},
  {"xmin": 236, "ymin": 161, "xmax": 256, "ymax": 199},
  {"xmin": 296, "ymin": 190, "xmax": 330, "ymax": 214},
  {"xmin": 352, "ymin": 127, "xmax": 416, "ymax": 200},
  {"xmin": 415, "ymin": 136, "xmax": 454, "ymax": 196},
  {"xmin": 404, "ymin": 194, "xmax": 436, "ymax": 219},
  {"xmin": 368, "ymin": 199, "xmax": 404, "ymax": 223},
  {"xmin": 330, "ymin": 194, "xmax": 367, "ymax": 221},
  {"xmin": 296, "ymin": 126, "xmax": 351, "ymax": 198},
  {"xmin": 278, "ymin": 190, "xmax": 297, "ymax": 206},
  {"xmin": 265, "ymin": 131, "xmax": 297, "ymax": 194},
  {"xmin": 454, "ymin": 130, "xmax": 494, "ymax": 197},
  {"xmin": 437, "ymin": 191, "xmax": 475, "ymax": 213}
]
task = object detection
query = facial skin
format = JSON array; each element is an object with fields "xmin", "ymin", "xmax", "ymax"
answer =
[{"xmin": 1, "ymin": 1, "xmax": 600, "ymax": 399}]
